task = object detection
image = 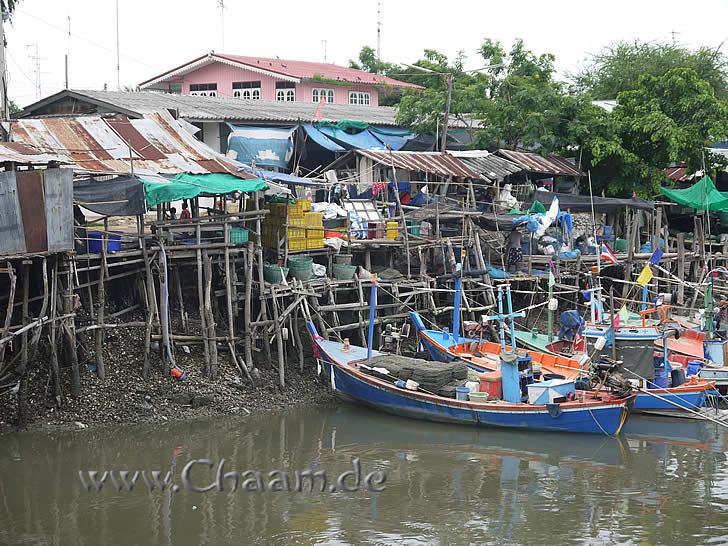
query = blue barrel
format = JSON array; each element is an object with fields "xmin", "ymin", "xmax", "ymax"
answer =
[
  {"xmin": 650, "ymin": 367, "xmax": 670, "ymax": 389},
  {"xmin": 671, "ymin": 368, "xmax": 686, "ymax": 387},
  {"xmin": 686, "ymin": 360, "xmax": 702, "ymax": 377},
  {"xmin": 455, "ymin": 386, "xmax": 470, "ymax": 401}
]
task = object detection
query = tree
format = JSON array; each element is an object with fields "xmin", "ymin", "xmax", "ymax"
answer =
[
  {"xmin": 349, "ymin": 45, "xmax": 403, "ymax": 106},
  {"xmin": 1, "ymin": 1, "xmax": 19, "ymax": 16},
  {"xmin": 573, "ymin": 40, "xmax": 728, "ymax": 100},
  {"xmin": 394, "ymin": 49, "xmax": 476, "ymax": 134},
  {"xmin": 585, "ymin": 68, "xmax": 728, "ymax": 197},
  {"xmin": 472, "ymin": 38, "xmax": 573, "ymax": 152}
]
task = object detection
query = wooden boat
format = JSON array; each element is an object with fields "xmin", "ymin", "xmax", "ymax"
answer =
[
  {"xmin": 655, "ymin": 329, "xmax": 728, "ymax": 389},
  {"xmin": 306, "ymin": 321, "xmax": 633, "ymax": 435},
  {"xmin": 514, "ymin": 328, "xmax": 586, "ymax": 355},
  {"xmin": 411, "ymin": 310, "xmax": 715, "ymax": 416}
]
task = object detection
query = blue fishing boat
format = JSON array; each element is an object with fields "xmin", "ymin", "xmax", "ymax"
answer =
[
  {"xmin": 308, "ymin": 322, "xmax": 633, "ymax": 434},
  {"xmin": 304, "ymin": 278, "xmax": 634, "ymax": 435}
]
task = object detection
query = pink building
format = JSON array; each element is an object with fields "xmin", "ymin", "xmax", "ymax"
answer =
[{"xmin": 139, "ymin": 52, "xmax": 420, "ymax": 107}]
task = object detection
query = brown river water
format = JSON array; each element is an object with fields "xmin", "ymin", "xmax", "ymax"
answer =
[{"xmin": 1, "ymin": 404, "xmax": 727, "ymax": 545}]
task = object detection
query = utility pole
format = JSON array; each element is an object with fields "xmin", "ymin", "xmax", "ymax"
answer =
[
  {"xmin": 0, "ymin": 7, "xmax": 8, "ymax": 121},
  {"xmin": 440, "ymin": 73, "xmax": 453, "ymax": 152},
  {"xmin": 115, "ymin": 0, "xmax": 120, "ymax": 90}
]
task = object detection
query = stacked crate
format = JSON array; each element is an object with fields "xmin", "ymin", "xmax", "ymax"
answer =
[
  {"xmin": 262, "ymin": 200, "xmax": 314, "ymax": 251},
  {"xmin": 305, "ymin": 211, "xmax": 324, "ymax": 249}
]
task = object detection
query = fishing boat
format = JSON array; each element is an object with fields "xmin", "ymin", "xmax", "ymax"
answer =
[
  {"xmin": 304, "ymin": 279, "xmax": 634, "ymax": 435},
  {"xmin": 412, "ymin": 283, "xmax": 714, "ymax": 417},
  {"xmin": 655, "ymin": 329, "xmax": 728, "ymax": 390}
]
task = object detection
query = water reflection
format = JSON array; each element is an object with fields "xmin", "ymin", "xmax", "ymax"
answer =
[{"xmin": 0, "ymin": 405, "xmax": 726, "ymax": 545}]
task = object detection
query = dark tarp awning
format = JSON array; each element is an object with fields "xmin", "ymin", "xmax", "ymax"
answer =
[
  {"xmin": 74, "ymin": 176, "xmax": 146, "ymax": 216},
  {"xmin": 522, "ymin": 191, "xmax": 654, "ymax": 213}
]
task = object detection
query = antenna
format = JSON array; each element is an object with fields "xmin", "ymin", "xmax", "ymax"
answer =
[
  {"xmin": 218, "ymin": 0, "xmax": 225, "ymax": 50},
  {"xmin": 65, "ymin": 15, "xmax": 70, "ymax": 89},
  {"xmin": 115, "ymin": 0, "xmax": 120, "ymax": 90},
  {"xmin": 26, "ymin": 43, "xmax": 42, "ymax": 99},
  {"xmin": 322, "ymin": 39, "xmax": 328, "ymax": 63},
  {"xmin": 376, "ymin": 0, "xmax": 382, "ymax": 73}
]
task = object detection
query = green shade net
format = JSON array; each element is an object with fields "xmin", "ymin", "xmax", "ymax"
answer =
[
  {"xmin": 528, "ymin": 200, "xmax": 547, "ymax": 214},
  {"xmin": 314, "ymin": 120, "xmax": 369, "ymax": 133},
  {"xmin": 142, "ymin": 173, "xmax": 267, "ymax": 208},
  {"xmin": 660, "ymin": 175, "xmax": 728, "ymax": 212}
]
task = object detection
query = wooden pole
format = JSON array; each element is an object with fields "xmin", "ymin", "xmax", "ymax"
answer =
[
  {"xmin": 62, "ymin": 265, "xmax": 80, "ymax": 397},
  {"xmin": 271, "ymin": 285, "xmax": 285, "ymax": 388},
  {"xmin": 95, "ymin": 224, "xmax": 107, "ymax": 379},
  {"xmin": 195, "ymin": 223, "xmax": 210, "ymax": 374},
  {"xmin": 203, "ymin": 250, "xmax": 218, "ymax": 378},
  {"xmin": 243, "ymin": 242, "xmax": 255, "ymax": 376},
  {"xmin": 677, "ymin": 232, "xmax": 686, "ymax": 305},
  {"xmin": 49, "ymin": 257, "xmax": 62, "ymax": 405}
]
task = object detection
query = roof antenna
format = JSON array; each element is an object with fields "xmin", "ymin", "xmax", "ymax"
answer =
[
  {"xmin": 115, "ymin": 0, "xmax": 120, "ymax": 90},
  {"xmin": 322, "ymin": 39, "xmax": 328, "ymax": 63},
  {"xmin": 376, "ymin": 0, "xmax": 382, "ymax": 73},
  {"xmin": 217, "ymin": 1, "xmax": 225, "ymax": 51}
]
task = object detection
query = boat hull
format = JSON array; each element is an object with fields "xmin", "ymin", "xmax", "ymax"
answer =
[
  {"xmin": 633, "ymin": 387, "xmax": 708, "ymax": 412},
  {"xmin": 324, "ymin": 360, "xmax": 629, "ymax": 434}
]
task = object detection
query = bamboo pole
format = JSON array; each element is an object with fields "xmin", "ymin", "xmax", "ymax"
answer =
[
  {"xmin": 203, "ymin": 250, "xmax": 218, "ymax": 378},
  {"xmin": 270, "ymin": 285, "xmax": 285, "ymax": 388}
]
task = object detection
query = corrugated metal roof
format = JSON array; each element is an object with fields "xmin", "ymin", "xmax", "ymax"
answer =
[
  {"xmin": 0, "ymin": 141, "xmax": 67, "ymax": 165},
  {"xmin": 496, "ymin": 149, "xmax": 584, "ymax": 177},
  {"xmin": 19, "ymin": 89, "xmax": 406, "ymax": 126},
  {"xmin": 9, "ymin": 110, "xmax": 252, "ymax": 177},
  {"xmin": 356, "ymin": 150, "xmax": 478, "ymax": 178},
  {"xmin": 138, "ymin": 53, "xmax": 421, "ymax": 89},
  {"xmin": 665, "ymin": 166, "xmax": 695, "ymax": 182},
  {"xmin": 449, "ymin": 150, "xmax": 522, "ymax": 181}
]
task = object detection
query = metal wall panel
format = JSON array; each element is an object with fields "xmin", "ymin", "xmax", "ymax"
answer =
[
  {"xmin": 0, "ymin": 171, "xmax": 27, "ymax": 256},
  {"xmin": 43, "ymin": 168, "xmax": 74, "ymax": 252},
  {"xmin": 16, "ymin": 170, "xmax": 48, "ymax": 253}
]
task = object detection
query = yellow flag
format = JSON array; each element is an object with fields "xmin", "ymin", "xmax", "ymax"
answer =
[{"xmin": 636, "ymin": 265, "xmax": 653, "ymax": 286}]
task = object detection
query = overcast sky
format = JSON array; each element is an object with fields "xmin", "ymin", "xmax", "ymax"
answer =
[{"xmin": 5, "ymin": 0, "xmax": 728, "ymax": 107}]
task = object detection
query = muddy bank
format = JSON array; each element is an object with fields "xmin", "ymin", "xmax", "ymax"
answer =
[{"xmin": 0, "ymin": 322, "xmax": 334, "ymax": 435}]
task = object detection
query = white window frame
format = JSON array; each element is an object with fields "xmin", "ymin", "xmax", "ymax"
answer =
[
  {"xmin": 190, "ymin": 90, "xmax": 217, "ymax": 97},
  {"xmin": 276, "ymin": 88, "xmax": 295, "ymax": 102},
  {"xmin": 348, "ymin": 91, "xmax": 371, "ymax": 105},
  {"xmin": 312, "ymin": 88, "xmax": 335, "ymax": 104},
  {"xmin": 233, "ymin": 88, "xmax": 261, "ymax": 99}
]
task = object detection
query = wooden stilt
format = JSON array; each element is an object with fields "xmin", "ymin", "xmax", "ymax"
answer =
[
  {"xmin": 292, "ymin": 306, "xmax": 304, "ymax": 371},
  {"xmin": 243, "ymin": 242, "xmax": 255, "ymax": 375},
  {"xmin": 203, "ymin": 250, "xmax": 218, "ymax": 378},
  {"xmin": 49, "ymin": 258, "xmax": 62, "ymax": 405},
  {"xmin": 95, "ymin": 222, "xmax": 108, "ymax": 379},
  {"xmin": 270, "ymin": 285, "xmax": 285, "ymax": 388},
  {"xmin": 62, "ymin": 265, "xmax": 80, "ymax": 397}
]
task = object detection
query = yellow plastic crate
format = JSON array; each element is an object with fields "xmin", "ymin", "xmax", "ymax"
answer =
[
  {"xmin": 304, "ymin": 211, "xmax": 323, "ymax": 226},
  {"xmin": 306, "ymin": 227, "xmax": 324, "ymax": 239},
  {"xmin": 288, "ymin": 238, "xmax": 308, "ymax": 251},
  {"xmin": 307, "ymin": 238, "xmax": 324, "ymax": 249},
  {"xmin": 289, "ymin": 200, "xmax": 307, "ymax": 216},
  {"xmin": 301, "ymin": 199, "xmax": 312, "ymax": 212}
]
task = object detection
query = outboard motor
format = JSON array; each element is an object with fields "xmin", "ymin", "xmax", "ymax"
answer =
[{"xmin": 589, "ymin": 356, "xmax": 632, "ymax": 398}]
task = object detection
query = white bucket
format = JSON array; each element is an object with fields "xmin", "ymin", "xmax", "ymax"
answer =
[{"xmin": 465, "ymin": 380, "xmax": 480, "ymax": 393}]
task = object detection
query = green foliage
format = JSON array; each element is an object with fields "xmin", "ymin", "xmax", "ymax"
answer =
[
  {"xmin": 574, "ymin": 40, "xmax": 728, "ymax": 100},
  {"xmin": 585, "ymin": 68, "xmax": 728, "ymax": 197},
  {"xmin": 1, "ymin": 0, "xmax": 19, "ymax": 16}
]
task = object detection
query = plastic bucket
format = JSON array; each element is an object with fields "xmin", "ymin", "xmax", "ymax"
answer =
[
  {"xmin": 455, "ymin": 386, "xmax": 470, "ymax": 401},
  {"xmin": 332, "ymin": 263, "xmax": 357, "ymax": 280},
  {"xmin": 649, "ymin": 376, "xmax": 670, "ymax": 389},
  {"xmin": 88, "ymin": 231, "xmax": 122, "ymax": 253},
  {"xmin": 686, "ymin": 359, "xmax": 702, "ymax": 376},
  {"xmin": 263, "ymin": 263, "xmax": 289, "ymax": 284},
  {"xmin": 468, "ymin": 392, "xmax": 489, "ymax": 403}
]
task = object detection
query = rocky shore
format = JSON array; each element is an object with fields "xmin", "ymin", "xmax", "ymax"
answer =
[{"xmin": 0, "ymin": 323, "xmax": 334, "ymax": 434}]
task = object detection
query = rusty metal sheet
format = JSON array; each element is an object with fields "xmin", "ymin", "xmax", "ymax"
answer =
[
  {"xmin": 43, "ymin": 168, "xmax": 74, "ymax": 252},
  {"xmin": 16, "ymin": 170, "xmax": 48, "ymax": 253},
  {"xmin": 356, "ymin": 150, "xmax": 478, "ymax": 178},
  {"xmin": 9, "ymin": 110, "xmax": 245, "ymax": 177},
  {"xmin": 0, "ymin": 171, "xmax": 27, "ymax": 255},
  {"xmin": 105, "ymin": 117, "xmax": 166, "ymax": 160},
  {"xmin": 496, "ymin": 149, "xmax": 583, "ymax": 177}
]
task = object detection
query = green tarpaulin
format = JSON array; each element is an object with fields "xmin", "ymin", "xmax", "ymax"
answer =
[
  {"xmin": 142, "ymin": 173, "xmax": 267, "ymax": 208},
  {"xmin": 660, "ymin": 175, "xmax": 728, "ymax": 212}
]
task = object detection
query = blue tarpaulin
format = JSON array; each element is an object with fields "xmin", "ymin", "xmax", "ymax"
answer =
[
  {"xmin": 243, "ymin": 167, "xmax": 324, "ymax": 187},
  {"xmin": 227, "ymin": 125, "xmax": 296, "ymax": 169},
  {"xmin": 302, "ymin": 124, "xmax": 415, "ymax": 152},
  {"xmin": 302, "ymin": 124, "xmax": 346, "ymax": 152}
]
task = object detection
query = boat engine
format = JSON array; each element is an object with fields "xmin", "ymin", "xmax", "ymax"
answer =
[{"xmin": 589, "ymin": 356, "xmax": 632, "ymax": 398}]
